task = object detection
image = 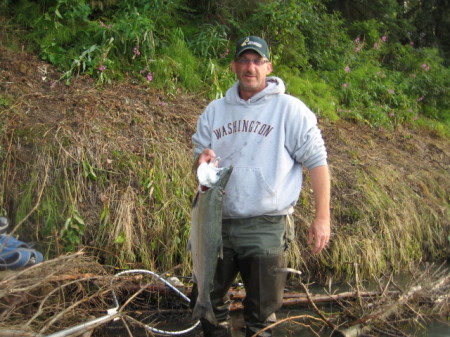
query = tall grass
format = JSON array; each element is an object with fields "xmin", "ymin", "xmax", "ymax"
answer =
[
  {"xmin": 293, "ymin": 159, "xmax": 449, "ymax": 282},
  {"xmin": 0, "ymin": 104, "xmax": 196, "ymax": 275}
]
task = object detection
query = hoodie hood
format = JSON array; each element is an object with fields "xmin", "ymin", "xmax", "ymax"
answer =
[{"xmin": 225, "ymin": 76, "xmax": 286, "ymax": 105}]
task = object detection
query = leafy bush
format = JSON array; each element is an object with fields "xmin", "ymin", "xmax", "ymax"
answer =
[
  {"xmin": 2, "ymin": 0, "xmax": 448, "ymax": 131},
  {"xmin": 187, "ymin": 23, "xmax": 230, "ymax": 59},
  {"xmin": 277, "ymin": 66, "xmax": 339, "ymax": 121},
  {"xmin": 152, "ymin": 29, "xmax": 203, "ymax": 92}
]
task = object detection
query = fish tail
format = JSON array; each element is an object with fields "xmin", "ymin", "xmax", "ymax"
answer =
[{"xmin": 192, "ymin": 301, "xmax": 217, "ymax": 325}]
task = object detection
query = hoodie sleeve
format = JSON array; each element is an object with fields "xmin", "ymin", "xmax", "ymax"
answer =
[
  {"xmin": 192, "ymin": 104, "xmax": 213, "ymax": 158},
  {"xmin": 285, "ymin": 100, "xmax": 328, "ymax": 170}
]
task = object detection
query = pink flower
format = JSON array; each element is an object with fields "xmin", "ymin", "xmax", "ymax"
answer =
[
  {"xmin": 98, "ymin": 65, "xmax": 106, "ymax": 71},
  {"xmin": 100, "ymin": 21, "xmax": 105, "ymax": 27},
  {"xmin": 413, "ymin": 115, "xmax": 419, "ymax": 121},
  {"xmin": 342, "ymin": 82, "xmax": 349, "ymax": 87},
  {"xmin": 388, "ymin": 112, "xmax": 395, "ymax": 117},
  {"xmin": 388, "ymin": 89, "xmax": 394, "ymax": 94},
  {"xmin": 381, "ymin": 35, "xmax": 387, "ymax": 42},
  {"xmin": 417, "ymin": 96, "xmax": 425, "ymax": 101},
  {"xmin": 146, "ymin": 73, "xmax": 153, "ymax": 81},
  {"xmin": 220, "ymin": 48, "xmax": 230, "ymax": 59},
  {"xmin": 373, "ymin": 42, "xmax": 379, "ymax": 49},
  {"xmin": 344, "ymin": 66, "xmax": 351, "ymax": 73},
  {"xmin": 410, "ymin": 41, "xmax": 414, "ymax": 46},
  {"xmin": 354, "ymin": 36, "xmax": 360, "ymax": 43},
  {"xmin": 133, "ymin": 47, "xmax": 141, "ymax": 56},
  {"xmin": 355, "ymin": 46, "xmax": 362, "ymax": 53}
]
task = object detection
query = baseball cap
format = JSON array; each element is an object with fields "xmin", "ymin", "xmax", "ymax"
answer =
[{"xmin": 235, "ymin": 36, "xmax": 270, "ymax": 59}]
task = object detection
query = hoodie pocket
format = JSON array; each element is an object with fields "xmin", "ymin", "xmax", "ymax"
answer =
[{"xmin": 223, "ymin": 167, "xmax": 277, "ymax": 218}]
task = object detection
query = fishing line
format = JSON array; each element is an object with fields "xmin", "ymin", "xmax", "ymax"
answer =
[
  {"xmin": 110, "ymin": 269, "xmax": 201, "ymax": 336},
  {"xmin": 45, "ymin": 269, "xmax": 200, "ymax": 337}
]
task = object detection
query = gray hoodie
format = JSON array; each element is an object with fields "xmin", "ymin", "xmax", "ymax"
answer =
[{"xmin": 193, "ymin": 76, "xmax": 327, "ymax": 218}]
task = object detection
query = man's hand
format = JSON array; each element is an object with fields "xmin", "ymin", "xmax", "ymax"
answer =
[
  {"xmin": 194, "ymin": 148, "xmax": 216, "ymax": 171},
  {"xmin": 307, "ymin": 217, "xmax": 330, "ymax": 254}
]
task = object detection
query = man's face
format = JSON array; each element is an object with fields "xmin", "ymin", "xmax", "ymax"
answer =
[{"xmin": 232, "ymin": 50, "xmax": 273, "ymax": 99}]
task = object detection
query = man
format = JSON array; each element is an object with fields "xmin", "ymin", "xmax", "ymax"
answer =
[{"xmin": 192, "ymin": 36, "xmax": 330, "ymax": 337}]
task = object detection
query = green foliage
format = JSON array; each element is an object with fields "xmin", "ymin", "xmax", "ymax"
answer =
[
  {"xmin": 412, "ymin": 117, "xmax": 450, "ymax": 138},
  {"xmin": 152, "ymin": 28, "xmax": 203, "ymax": 92},
  {"xmin": 277, "ymin": 66, "xmax": 339, "ymax": 121},
  {"xmin": 0, "ymin": 94, "xmax": 12, "ymax": 109},
  {"xmin": 205, "ymin": 59, "xmax": 235, "ymax": 99},
  {"xmin": 235, "ymin": 0, "xmax": 350, "ymax": 72},
  {"xmin": 61, "ymin": 210, "xmax": 86, "ymax": 251},
  {"xmin": 3, "ymin": 0, "xmax": 448, "ymax": 130},
  {"xmin": 188, "ymin": 23, "xmax": 229, "ymax": 59}
]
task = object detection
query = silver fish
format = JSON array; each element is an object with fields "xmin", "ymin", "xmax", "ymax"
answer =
[{"xmin": 188, "ymin": 166, "xmax": 233, "ymax": 325}]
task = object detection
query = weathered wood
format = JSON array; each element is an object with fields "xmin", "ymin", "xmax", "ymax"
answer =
[
  {"xmin": 334, "ymin": 273, "xmax": 450, "ymax": 337},
  {"xmin": 0, "ymin": 330, "xmax": 38, "ymax": 337}
]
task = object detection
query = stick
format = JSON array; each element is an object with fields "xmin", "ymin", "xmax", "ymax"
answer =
[
  {"xmin": 250, "ymin": 314, "xmax": 323, "ymax": 337},
  {"xmin": 299, "ymin": 281, "xmax": 337, "ymax": 330}
]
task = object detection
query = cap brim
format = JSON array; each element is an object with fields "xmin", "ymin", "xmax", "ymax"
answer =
[{"xmin": 236, "ymin": 46, "xmax": 267, "ymax": 58}]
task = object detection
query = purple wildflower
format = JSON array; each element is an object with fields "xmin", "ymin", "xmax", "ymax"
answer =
[
  {"xmin": 98, "ymin": 65, "xmax": 106, "ymax": 71},
  {"xmin": 343, "ymin": 82, "xmax": 349, "ymax": 87},
  {"xmin": 344, "ymin": 66, "xmax": 351, "ymax": 73}
]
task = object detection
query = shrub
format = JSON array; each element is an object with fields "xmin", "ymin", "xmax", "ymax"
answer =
[{"xmin": 277, "ymin": 66, "xmax": 339, "ymax": 121}]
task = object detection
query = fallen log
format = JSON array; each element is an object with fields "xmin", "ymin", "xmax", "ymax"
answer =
[
  {"xmin": 333, "ymin": 273, "xmax": 450, "ymax": 337},
  {"xmin": 229, "ymin": 289, "xmax": 399, "ymax": 304}
]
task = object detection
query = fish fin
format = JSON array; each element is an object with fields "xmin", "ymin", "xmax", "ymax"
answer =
[
  {"xmin": 191, "ymin": 191, "xmax": 199, "ymax": 208},
  {"xmin": 192, "ymin": 301, "xmax": 217, "ymax": 325}
]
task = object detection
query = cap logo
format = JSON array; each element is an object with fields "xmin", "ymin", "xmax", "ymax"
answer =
[
  {"xmin": 241, "ymin": 37, "xmax": 249, "ymax": 47},
  {"xmin": 241, "ymin": 38, "xmax": 262, "ymax": 49}
]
